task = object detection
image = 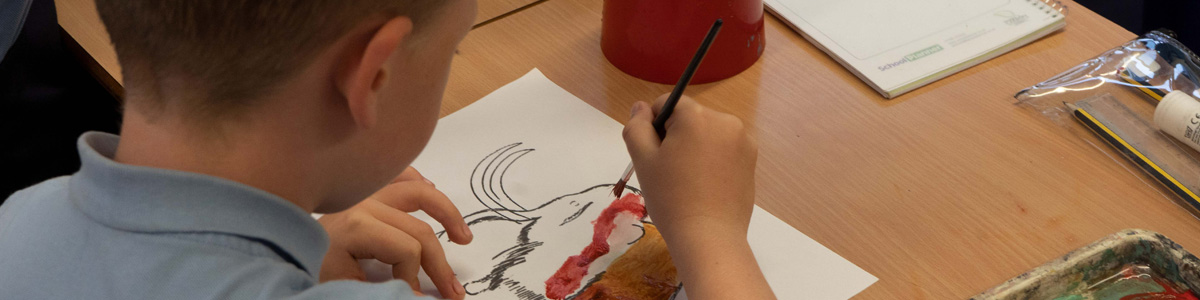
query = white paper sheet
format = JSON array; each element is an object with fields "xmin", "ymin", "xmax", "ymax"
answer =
[{"xmin": 377, "ymin": 69, "xmax": 876, "ymax": 299}]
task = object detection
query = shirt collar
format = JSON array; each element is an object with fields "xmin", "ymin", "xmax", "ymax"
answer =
[{"xmin": 68, "ymin": 132, "xmax": 329, "ymax": 278}]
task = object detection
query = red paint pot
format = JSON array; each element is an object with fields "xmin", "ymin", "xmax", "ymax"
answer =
[{"xmin": 601, "ymin": 0, "xmax": 765, "ymax": 84}]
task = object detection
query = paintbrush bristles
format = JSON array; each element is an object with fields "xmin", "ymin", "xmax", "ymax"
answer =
[
  {"xmin": 611, "ymin": 180, "xmax": 627, "ymax": 198},
  {"xmin": 612, "ymin": 161, "xmax": 634, "ymax": 197}
]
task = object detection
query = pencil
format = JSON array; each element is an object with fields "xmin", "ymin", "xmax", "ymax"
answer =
[
  {"xmin": 1067, "ymin": 102, "xmax": 1200, "ymax": 209},
  {"xmin": 1120, "ymin": 68, "xmax": 1167, "ymax": 101},
  {"xmin": 612, "ymin": 19, "xmax": 724, "ymax": 197}
]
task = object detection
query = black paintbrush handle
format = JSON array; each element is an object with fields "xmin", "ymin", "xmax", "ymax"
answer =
[{"xmin": 652, "ymin": 19, "xmax": 723, "ymax": 138}]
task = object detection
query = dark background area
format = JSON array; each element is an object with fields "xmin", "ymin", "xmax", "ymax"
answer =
[
  {"xmin": 1075, "ymin": 0, "xmax": 1200, "ymax": 50},
  {"xmin": 1, "ymin": 0, "xmax": 122, "ymax": 200}
]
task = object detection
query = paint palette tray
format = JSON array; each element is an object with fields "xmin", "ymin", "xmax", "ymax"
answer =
[{"xmin": 972, "ymin": 229, "xmax": 1200, "ymax": 299}]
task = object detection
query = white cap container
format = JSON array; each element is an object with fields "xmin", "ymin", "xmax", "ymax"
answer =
[{"xmin": 1154, "ymin": 90, "xmax": 1200, "ymax": 151}]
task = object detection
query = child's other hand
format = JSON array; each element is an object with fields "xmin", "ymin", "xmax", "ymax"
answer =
[
  {"xmin": 318, "ymin": 167, "xmax": 473, "ymax": 300},
  {"xmin": 622, "ymin": 95, "xmax": 758, "ymax": 242}
]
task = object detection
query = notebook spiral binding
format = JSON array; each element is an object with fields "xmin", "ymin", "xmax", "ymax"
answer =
[{"xmin": 1039, "ymin": 0, "xmax": 1068, "ymax": 16}]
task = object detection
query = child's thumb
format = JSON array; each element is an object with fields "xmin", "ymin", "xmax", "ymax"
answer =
[{"xmin": 623, "ymin": 101, "xmax": 660, "ymax": 159}]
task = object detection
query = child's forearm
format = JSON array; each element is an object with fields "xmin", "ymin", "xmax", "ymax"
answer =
[{"xmin": 663, "ymin": 226, "xmax": 777, "ymax": 300}]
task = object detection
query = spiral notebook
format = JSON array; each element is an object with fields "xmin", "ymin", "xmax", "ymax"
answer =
[{"xmin": 765, "ymin": 0, "xmax": 1067, "ymax": 98}]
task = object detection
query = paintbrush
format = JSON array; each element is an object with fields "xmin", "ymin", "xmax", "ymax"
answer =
[{"xmin": 612, "ymin": 19, "xmax": 724, "ymax": 198}]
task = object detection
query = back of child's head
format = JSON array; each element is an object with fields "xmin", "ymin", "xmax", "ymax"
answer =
[{"xmin": 95, "ymin": 0, "xmax": 445, "ymax": 120}]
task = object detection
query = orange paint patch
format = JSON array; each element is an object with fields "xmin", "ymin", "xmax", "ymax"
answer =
[{"xmin": 574, "ymin": 224, "xmax": 680, "ymax": 300}]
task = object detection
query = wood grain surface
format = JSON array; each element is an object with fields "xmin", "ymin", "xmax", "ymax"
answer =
[
  {"xmin": 52, "ymin": 0, "xmax": 542, "ymax": 95},
  {"xmin": 52, "ymin": 0, "xmax": 1200, "ymax": 298},
  {"xmin": 54, "ymin": 0, "xmax": 121, "ymax": 95},
  {"xmin": 475, "ymin": 0, "xmax": 541, "ymax": 26},
  {"xmin": 441, "ymin": 0, "xmax": 1200, "ymax": 298}
]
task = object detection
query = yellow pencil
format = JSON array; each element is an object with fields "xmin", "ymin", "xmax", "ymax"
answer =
[{"xmin": 1066, "ymin": 102, "xmax": 1200, "ymax": 207}]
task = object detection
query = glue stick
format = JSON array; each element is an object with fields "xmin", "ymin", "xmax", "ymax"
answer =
[{"xmin": 1154, "ymin": 90, "xmax": 1200, "ymax": 152}]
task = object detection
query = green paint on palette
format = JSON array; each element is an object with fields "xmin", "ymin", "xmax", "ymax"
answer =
[
  {"xmin": 1054, "ymin": 264, "xmax": 1199, "ymax": 300},
  {"xmin": 1090, "ymin": 277, "xmax": 1163, "ymax": 300},
  {"xmin": 974, "ymin": 230, "xmax": 1200, "ymax": 299},
  {"xmin": 1064, "ymin": 281, "xmax": 1082, "ymax": 293}
]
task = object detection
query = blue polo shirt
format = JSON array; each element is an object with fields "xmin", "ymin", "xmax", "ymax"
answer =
[
  {"xmin": 0, "ymin": 132, "xmax": 430, "ymax": 299},
  {"xmin": 0, "ymin": 0, "xmax": 31, "ymax": 60}
]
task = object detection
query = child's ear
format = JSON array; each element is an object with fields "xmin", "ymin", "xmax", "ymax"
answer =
[{"xmin": 337, "ymin": 17, "xmax": 415, "ymax": 129}]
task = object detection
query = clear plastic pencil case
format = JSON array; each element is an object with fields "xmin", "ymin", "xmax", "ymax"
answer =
[{"xmin": 1015, "ymin": 30, "xmax": 1200, "ymax": 216}]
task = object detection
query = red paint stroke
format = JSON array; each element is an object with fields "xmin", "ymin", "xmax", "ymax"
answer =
[
  {"xmin": 1120, "ymin": 277, "xmax": 1199, "ymax": 300},
  {"xmin": 545, "ymin": 193, "xmax": 646, "ymax": 300}
]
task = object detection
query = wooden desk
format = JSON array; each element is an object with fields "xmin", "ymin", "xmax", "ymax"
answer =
[
  {"xmin": 443, "ymin": 0, "xmax": 1200, "ymax": 298},
  {"xmin": 51, "ymin": 0, "xmax": 1200, "ymax": 298},
  {"xmin": 52, "ymin": 0, "xmax": 542, "ymax": 97},
  {"xmin": 475, "ymin": 0, "xmax": 542, "ymax": 26},
  {"xmin": 54, "ymin": 0, "xmax": 119, "ymax": 96}
]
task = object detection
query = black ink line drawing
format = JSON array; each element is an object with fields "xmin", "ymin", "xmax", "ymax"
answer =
[{"xmin": 437, "ymin": 142, "xmax": 679, "ymax": 300}]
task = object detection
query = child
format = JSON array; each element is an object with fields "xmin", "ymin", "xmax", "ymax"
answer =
[{"xmin": 0, "ymin": 0, "xmax": 775, "ymax": 299}]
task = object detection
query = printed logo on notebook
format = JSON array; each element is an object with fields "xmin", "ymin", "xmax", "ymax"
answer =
[
  {"xmin": 878, "ymin": 44, "xmax": 944, "ymax": 72},
  {"xmin": 995, "ymin": 10, "xmax": 1029, "ymax": 26}
]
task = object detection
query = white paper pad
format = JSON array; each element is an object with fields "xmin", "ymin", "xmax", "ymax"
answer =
[{"xmin": 764, "ymin": 0, "xmax": 1065, "ymax": 97}]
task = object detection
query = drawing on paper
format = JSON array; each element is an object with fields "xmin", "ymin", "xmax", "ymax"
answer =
[{"xmin": 437, "ymin": 142, "xmax": 682, "ymax": 300}]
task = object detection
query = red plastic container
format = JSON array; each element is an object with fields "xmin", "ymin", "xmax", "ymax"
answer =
[{"xmin": 601, "ymin": 0, "xmax": 765, "ymax": 84}]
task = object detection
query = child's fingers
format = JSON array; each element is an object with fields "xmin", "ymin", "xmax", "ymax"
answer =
[
  {"xmin": 346, "ymin": 220, "xmax": 423, "ymax": 289},
  {"xmin": 650, "ymin": 94, "xmax": 669, "ymax": 115},
  {"xmin": 640, "ymin": 94, "xmax": 701, "ymax": 142},
  {"xmin": 317, "ymin": 251, "xmax": 366, "ymax": 282},
  {"xmin": 368, "ymin": 207, "xmax": 464, "ymax": 300},
  {"xmin": 416, "ymin": 229, "xmax": 464, "ymax": 300},
  {"xmin": 371, "ymin": 182, "xmax": 473, "ymax": 244},
  {"xmin": 659, "ymin": 95, "xmax": 702, "ymax": 136},
  {"xmin": 623, "ymin": 101, "xmax": 661, "ymax": 160},
  {"xmin": 394, "ymin": 261, "xmax": 421, "ymax": 293},
  {"xmin": 391, "ymin": 166, "xmax": 431, "ymax": 185}
]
